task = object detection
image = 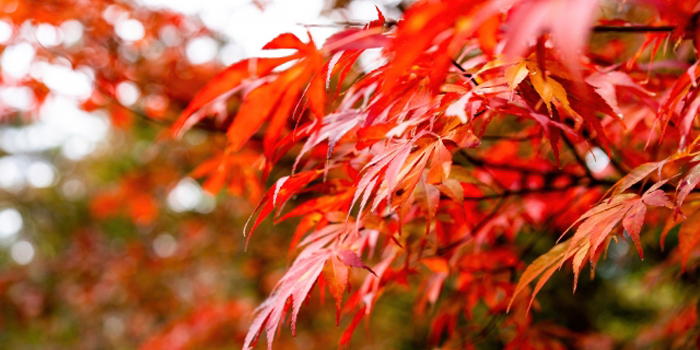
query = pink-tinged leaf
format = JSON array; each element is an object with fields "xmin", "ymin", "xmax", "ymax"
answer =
[
  {"xmin": 352, "ymin": 142, "xmax": 409, "ymax": 217},
  {"xmin": 425, "ymin": 183, "xmax": 440, "ymax": 220},
  {"xmin": 326, "ymin": 6, "xmax": 387, "ymax": 55},
  {"xmin": 559, "ymin": 193, "xmax": 637, "ymax": 240},
  {"xmin": 642, "ymin": 190, "xmax": 673, "ymax": 208},
  {"xmin": 659, "ymin": 62, "xmax": 700, "ymax": 138},
  {"xmin": 445, "ymin": 92, "xmax": 472, "ymax": 124},
  {"xmin": 503, "ymin": 0, "xmax": 599, "ymax": 70},
  {"xmin": 679, "ymin": 94, "xmax": 700, "ymax": 148},
  {"xmin": 272, "ymin": 176, "xmax": 289, "ymax": 207},
  {"xmin": 324, "ymin": 255, "xmax": 349, "ymax": 324},
  {"xmin": 586, "ymin": 206, "xmax": 630, "ymax": 259},
  {"xmin": 509, "ymin": 239, "xmax": 585, "ymax": 312},
  {"xmin": 609, "ymin": 161, "xmax": 662, "ymax": 196},
  {"xmin": 622, "ymin": 201, "xmax": 647, "ymax": 259},
  {"xmin": 242, "ymin": 298, "xmax": 273, "ymax": 350},
  {"xmin": 291, "ymin": 255, "xmax": 328, "ymax": 334},
  {"xmin": 296, "ymin": 111, "xmax": 364, "ymax": 171},
  {"xmin": 323, "ymin": 27, "xmax": 390, "ymax": 54},
  {"xmin": 558, "ymin": 193, "xmax": 639, "ymax": 267},
  {"xmin": 326, "ymin": 51, "xmax": 343, "ymax": 90},
  {"xmin": 572, "ymin": 240, "xmax": 590, "ymax": 292},
  {"xmin": 382, "ymin": 143, "xmax": 412, "ymax": 208},
  {"xmin": 243, "ymin": 249, "xmax": 331, "ymax": 350},
  {"xmin": 288, "ymin": 213, "xmax": 322, "ymax": 253},
  {"xmin": 554, "ymin": 78, "xmax": 621, "ymax": 151},
  {"xmin": 527, "ymin": 263, "xmax": 559, "ymax": 314},
  {"xmin": 501, "ymin": 104, "xmax": 578, "ymax": 160},
  {"xmin": 356, "ymin": 177, "xmax": 379, "ymax": 228},
  {"xmin": 297, "ymin": 224, "xmax": 346, "ymax": 250},
  {"xmin": 338, "ymin": 249, "xmax": 377, "ymax": 276},
  {"xmin": 502, "ymin": 0, "xmax": 552, "ymax": 60},
  {"xmin": 586, "ymin": 70, "xmax": 655, "ymax": 116},
  {"xmin": 676, "ymin": 163, "xmax": 700, "ymax": 217},
  {"xmin": 355, "ymin": 250, "xmax": 396, "ymax": 315},
  {"xmin": 244, "ymin": 170, "xmax": 323, "ymax": 248},
  {"xmin": 426, "ymin": 273, "xmax": 448, "ymax": 304},
  {"xmin": 439, "ymin": 178, "xmax": 464, "ymax": 204},
  {"xmin": 550, "ymin": 0, "xmax": 599, "ymax": 70}
]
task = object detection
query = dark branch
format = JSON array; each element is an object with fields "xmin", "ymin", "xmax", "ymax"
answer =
[
  {"xmin": 302, "ymin": 21, "xmax": 675, "ymax": 34},
  {"xmin": 562, "ymin": 135, "xmax": 595, "ymax": 180},
  {"xmin": 592, "ymin": 25, "xmax": 675, "ymax": 33},
  {"xmin": 435, "ymin": 196, "xmax": 507, "ymax": 255}
]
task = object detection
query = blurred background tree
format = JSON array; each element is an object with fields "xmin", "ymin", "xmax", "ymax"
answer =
[
  {"xmin": 0, "ymin": 0, "xmax": 698, "ymax": 349},
  {"xmin": 0, "ymin": 1, "xmax": 413, "ymax": 348}
]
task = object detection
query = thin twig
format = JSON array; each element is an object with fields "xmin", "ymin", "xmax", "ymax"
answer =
[
  {"xmin": 563, "ymin": 135, "xmax": 595, "ymax": 180},
  {"xmin": 592, "ymin": 25, "xmax": 675, "ymax": 33},
  {"xmin": 300, "ymin": 20, "xmax": 398, "ymax": 28},
  {"xmin": 459, "ymin": 182, "xmax": 608, "ymax": 201},
  {"xmin": 451, "ymin": 59, "xmax": 479, "ymax": 86},
  {"xmin": 435, "ymin": 196, "xmax": 507, "ymax": 255},
  {"xmin": 481, "ymin": 134, "xmax": 540, "ymax": 141},
  {"xmin": 458, "ymin": 151, "xmax": 585, "ymax": 178},
  {"xmin": 302, "ymin": 22, "xmax": 675, "ymax": 34}
]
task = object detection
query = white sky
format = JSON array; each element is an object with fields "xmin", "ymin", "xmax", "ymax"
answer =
[{"xmin": 140, "ymin": 0, "xmax": 399, "ymax": 58}]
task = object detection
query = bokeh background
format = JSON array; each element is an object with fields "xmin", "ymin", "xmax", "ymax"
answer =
[
  {"xmin": 0, "ymin": 1, "xmax": 410, "ymax": 348},
  {"xmin": 0, "ymin": 0, "xmax": 697, "ymax": 349}
]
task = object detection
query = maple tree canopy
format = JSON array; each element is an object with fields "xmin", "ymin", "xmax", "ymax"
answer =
[{"xmin": 4, "ymin": 0, "xmax": 700, "ymax": 348}]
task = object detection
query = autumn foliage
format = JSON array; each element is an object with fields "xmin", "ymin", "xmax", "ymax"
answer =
[{"xmin": 4, "ymin": 0, "xmax": 700, "ymax": 348}]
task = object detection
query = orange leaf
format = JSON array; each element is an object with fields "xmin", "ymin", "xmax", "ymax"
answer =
[
  {"xmin": 477, "ymin": 15, "xmax": 500, "ymax": 57},
  {"xmin": 172, "ymin": 56, "xmax": 295, "ymax": 137}
]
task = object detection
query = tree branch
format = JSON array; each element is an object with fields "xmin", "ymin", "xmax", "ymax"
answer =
[
  {"xmin": 562, "ymin": 134, "xmax": 595, "ymax": 180},
  {"xmin": 592, "ymin": 25, "xmax": 675, "ymax": 33},
  {"xmin": 303, "ymin": 21, "xmax": 676, "ymax": 34},
  {"xmin": 435, "ymin": 196, "xmax": 507, "ymax": 255}
]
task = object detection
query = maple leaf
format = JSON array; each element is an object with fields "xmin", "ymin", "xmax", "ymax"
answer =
[
  {"xmin": 189, "ymin": 151, "xmax": 264, "ymax": 203},
  {"xmin": 502, "ymin": 0, "xmax": 601, "ymax": 69},
  {"xmin": 21, "ymin": 0, "xmax": 700, "ymax": 348},
  {"xmin": 243, "ymin": 223, "xmax": 378, "ymax": 350},
  {"xmin": 171, "ymin": 56, "xmax": 297, "ymax": 138},
  {"xmin": 512, "ymin": 184, "xmax": 674, "ymax": 310},
  {"xmin": 659, "ymin": 62, "xmax": 700, "ymax": 148},
  {"xmin": 337, "ymin": 249, "xmax": 377, "ymax": 276},
  {"xmin": 243, "ymin": 248, "xmax": 332, "ymax": 350},
  {"xmin": 323, "ymin": 254, "xmax": 349, "ymax": 324},
  {"xmin": 675, "ymin": 155, "xmax": 700, "ymax": 216},
  {"xmin": 244, "ymin": 169, "xmax": 323, "ymax": 248}
]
